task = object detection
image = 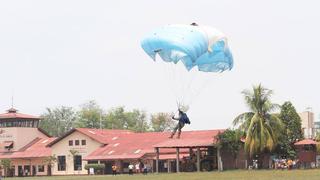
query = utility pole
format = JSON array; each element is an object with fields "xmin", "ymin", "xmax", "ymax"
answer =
[{"xmin": 99, "ymin": 111, "xmax": 102, "ymax": 129}]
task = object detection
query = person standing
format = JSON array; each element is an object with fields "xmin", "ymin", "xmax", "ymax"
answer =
[
  {"xmin": 128, "ymin": 163, "xmax": 134, "ymax": 175},
  {"xmin": 112, "ymin": 164, "xmax": 117, "ymax": 175},
  {"xmin": 135, "ymin": 162, "xmax": 140, "ymax": 173},
  {"xmin": 143, "ymin": 164, "xmax": 148, "ymax": 175}
]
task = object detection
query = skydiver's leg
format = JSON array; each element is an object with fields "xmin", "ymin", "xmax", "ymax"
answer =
[
  {"xmin": 177, "ymin": 122, "xmax": 185, "ymax": 139},
  {"xmin": 169, "ymin": 123, "xmax": 179, "ymax": 138}
]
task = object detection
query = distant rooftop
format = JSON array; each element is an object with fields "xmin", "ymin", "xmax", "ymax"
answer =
[
  {"xmin": 0, "ymin": 108, "xmax": 40, "ymax": 120},
  {"xmin": 0, "ymin": 108, "xmax": 40, "ymax": 128}
]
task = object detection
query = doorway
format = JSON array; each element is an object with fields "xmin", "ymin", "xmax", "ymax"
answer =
[{"xmin": 18, "ymin": 166, "xmax": 23, "ymax": 177}]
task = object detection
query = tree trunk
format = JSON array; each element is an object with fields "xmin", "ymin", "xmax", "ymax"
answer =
[{"xmin": 258, "ymin": 154, "xmax": 264, "ymax": 169}]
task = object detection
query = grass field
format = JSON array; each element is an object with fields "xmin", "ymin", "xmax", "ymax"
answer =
[{"xmin": 4, "ymin": 169, "xmax": 320, "ymax": 180}]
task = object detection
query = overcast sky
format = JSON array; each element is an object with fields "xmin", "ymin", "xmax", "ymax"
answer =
[{"xmin": 0, "ymin": 0, "xmax": 319, "ymax": 130}]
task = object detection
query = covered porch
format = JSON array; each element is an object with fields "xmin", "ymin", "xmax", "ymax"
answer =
[{"xmin": 153, "ymin": 139, "xmax": 223, "ymax": 173}]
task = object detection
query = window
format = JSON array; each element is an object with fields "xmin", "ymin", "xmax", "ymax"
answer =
[
  {"xmin": 304, "ymin": 145, "xmax": 314, "ymax": 151},
  {"xmin": 81, "ymin": 140, "xmax": 86, "ymax": 146},
  {"xmin": 74, "ymin": 155, "xmax": 82, "ymax": 171},
  {"xmin": 4, "ymin": 141, "xmax": 14, "ymax": 150},
  {"xmin": 38, "ymin": 165, "xmax": 45, "ymax": 172},
  {"xmin": 75, "ymin": 140, "xmax": 79, "ymax": 146},
  {"xmin": 24, "ymin": 165, "xmax": 30, "ymax": 175},
  {"xmin": 123, "ymin": 162, "xmax": 129, "ymax": 169},
  {"xmin": 88, "ymin": 160, "xmax": 98, "ymax": 164},
  {"xmin": 69, "ymin": 140, "xmax": 73, "ymax": 146},
  {"xmin": 57, "ymin": 156, "xmax": 66, "ymax": 171}
]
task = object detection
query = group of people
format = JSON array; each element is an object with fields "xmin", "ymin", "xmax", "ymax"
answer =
[
  {"xmin": 273, "ymin": 159, "xmax": 297, "ymax": 170},
  {"xmin": 128, "ymin": 162, "xmax": 149, "ymax": 175},
  {"xmin": 111, "ymin": 161, "xmax": 150, "ymax": 176}
]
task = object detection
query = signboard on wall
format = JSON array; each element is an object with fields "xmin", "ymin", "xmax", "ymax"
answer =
[
  {"xmin": 0, "ymin": 129, "xmax": 13, "ymax": 139},
  {"xmin": 70, "ymin": 147, "xmax": 87, "ymax": 154}
]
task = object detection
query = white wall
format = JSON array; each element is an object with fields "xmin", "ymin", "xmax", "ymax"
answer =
[{"xmin": 50, "ymin": 131, "xmax": 102, "ymax": 175}]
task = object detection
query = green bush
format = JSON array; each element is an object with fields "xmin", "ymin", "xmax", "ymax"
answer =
[{"xmin": 84, "ymin": 163, "xmax": 105, "ymax": 171}]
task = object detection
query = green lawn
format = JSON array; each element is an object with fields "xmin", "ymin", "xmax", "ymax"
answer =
[{"xmin": 5, "ymin": 169, "xmax": 320, "ymax": 180}]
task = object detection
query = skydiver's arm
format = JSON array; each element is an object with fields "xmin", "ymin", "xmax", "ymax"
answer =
[
  {"xmin": 172, "ymin": 115, "xmax": 181, "ymax": 121},
  {"xmin": 172, "ymin": 117, "xmax": 179, "ymax": 120}
]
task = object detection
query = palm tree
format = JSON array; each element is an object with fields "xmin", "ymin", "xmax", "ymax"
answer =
[{"xmin": 233, "ymin": 84, "xmax": 283, "ymax": 159}]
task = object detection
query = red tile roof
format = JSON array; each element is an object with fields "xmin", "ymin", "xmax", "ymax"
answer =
[
  {"xmin": 294, "ymin": 139, "xmax": 318, "ymax": 145},
  {"xmin": 48, "ymin": 128, "xmax": 133, "ymax": 146},
  {"xmin": 0, "ymin": 137, "xmax": 56, "ymax": 159},
  {"xmin": 76, "ymin": 128, "xmax": 133, "ymax": 144},
  {"xmin": 84, "ymin": 130, "xmax": 223, "ymax": 161},
  {"xmin": 0, "ymin": 108, "xmax": 39, "ymax": 120},
  {"xmin": 154, "ymin": 139, "xmax": 214, "ymax": 148},
  {"xmin": 84, "ymin": 131, "xmax": 170, "ymax": 160},
  {"xmin": 154, "ymin": 130, "xmax": 223, "ymax": 148}
]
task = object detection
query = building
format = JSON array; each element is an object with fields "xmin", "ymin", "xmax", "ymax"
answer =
[
  {"xmin": 314, "ymin": 121, "xmax": 320, "ymax": 136},
  {"xmin": 294, "ymin": 139, "xmax": 317, "ymax": 168},
  {"xmin": 0, "ymin": 108, "xmax": 54, "ymax": 176},
  {"xmin": 47, "ymin": 128, "xmax": 133, "ymax": 175},
  {"xmin": 0, "ymin": 108, "xmax": 250, "ymax": 177},
  {"xmin": 299, "ymin": 111, "xmax": 315, "ymax": 138},
  {"xmin": 47, "ymin": 128, "xmax": 228, "ymax": 175}
]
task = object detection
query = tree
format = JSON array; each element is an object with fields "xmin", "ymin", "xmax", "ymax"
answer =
[
  {"xmin": 217, "ymin": 129, "xmax": 242, "ymax": 159},
  {"xmin": 40, "ymin": 106, "xmax": 77, "ymax": 136},
  {"xmin": 127, "ymin": 109, "xmax": 150, "ymax": 132},
  {"xmin": 0, "ymin": 159, "xmax": 11, "ymax": 177},
  {"xmin": 275, "ymin": 101, "xmax": 303, "ymax": 158},
  {"xmin": 69, "ymin": 150, "xmax": 80, "ymax": 172},
  {"xmin": 216, "ymin": 129, "xmax": 243, "ymax": 169},
  {"xmin": 104, "ymin": 106, "xmax": 127, "ymax": 129},
  {"xmin": 104, "ymin": 107, "xmax": 149, "ymax": 132},
  {"xmin": 76, "ymin": 100, "xmax": 104, "ymax": 129},
  {"xmin": 150, "ymin": 112, "xmax": 175, "ymax": 132},
  {"xmin": 233, "ymin": 84, "xmax": 283, "ymax": 159},
  {"xmin": 43, "ymin": 155, "xmax": 57, "ymax": 176}
]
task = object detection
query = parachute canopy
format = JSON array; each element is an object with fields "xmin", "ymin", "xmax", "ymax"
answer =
[{"xmin": 141, "ymin": 24, "xmax": 233, "ymax": 72}]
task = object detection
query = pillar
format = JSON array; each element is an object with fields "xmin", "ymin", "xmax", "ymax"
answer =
[
  {"xmin": 189, "ymin": 148, "xmax": 193, "ymax": 156},
  {"xmin": 217, "ymin": 146, "xmax": 223, "ymax": 171},
  {"xmin": 196, "ymin": 147, "xmax": 200, "ymax": 172},
  {"xmin": 167, "ymin": 160, "xmax": 170, "ymax": 173},
  {"xmin": 155, "ymin": 147, "xmax": 159, "ymax": 173},
  {"xmin": 176, "ymin": 148, "xmax": 180, "ymax": 173}
]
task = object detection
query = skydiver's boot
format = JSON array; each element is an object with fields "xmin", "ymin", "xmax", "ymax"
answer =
[
  {"xmin": 177, "ymin": 131, "xmax": 181, "ymax": 139},
  {"xmin": 169, "ymin": 132, "xmax": 174, "ymax": 139}
]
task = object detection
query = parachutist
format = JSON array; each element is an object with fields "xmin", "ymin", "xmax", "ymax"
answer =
[
  {"xmin": 169, "ymin": 109, "xmax": 190, "ymax": 139},
  {"xmin": 190, "ymin": 22, "xmax": 198, "ymax": 26}
]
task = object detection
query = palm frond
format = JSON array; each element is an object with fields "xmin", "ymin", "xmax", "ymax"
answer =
[{"xmin": 233, "ymin": 112, "xmax": 254, "ymax": 129}]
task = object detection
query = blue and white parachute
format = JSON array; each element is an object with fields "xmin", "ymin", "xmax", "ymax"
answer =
[
  {"xmin": 141, "ymin": 24, "xmax": 233, "ymax": 112},
  {"xmin": 141, "ymin": 24, "xmax": 233, "ymax": 72}
]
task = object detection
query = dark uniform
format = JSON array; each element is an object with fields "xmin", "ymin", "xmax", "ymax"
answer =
[{"xmin": 169, "ymin": 110, "xmax": 190, "ymax": 139}]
